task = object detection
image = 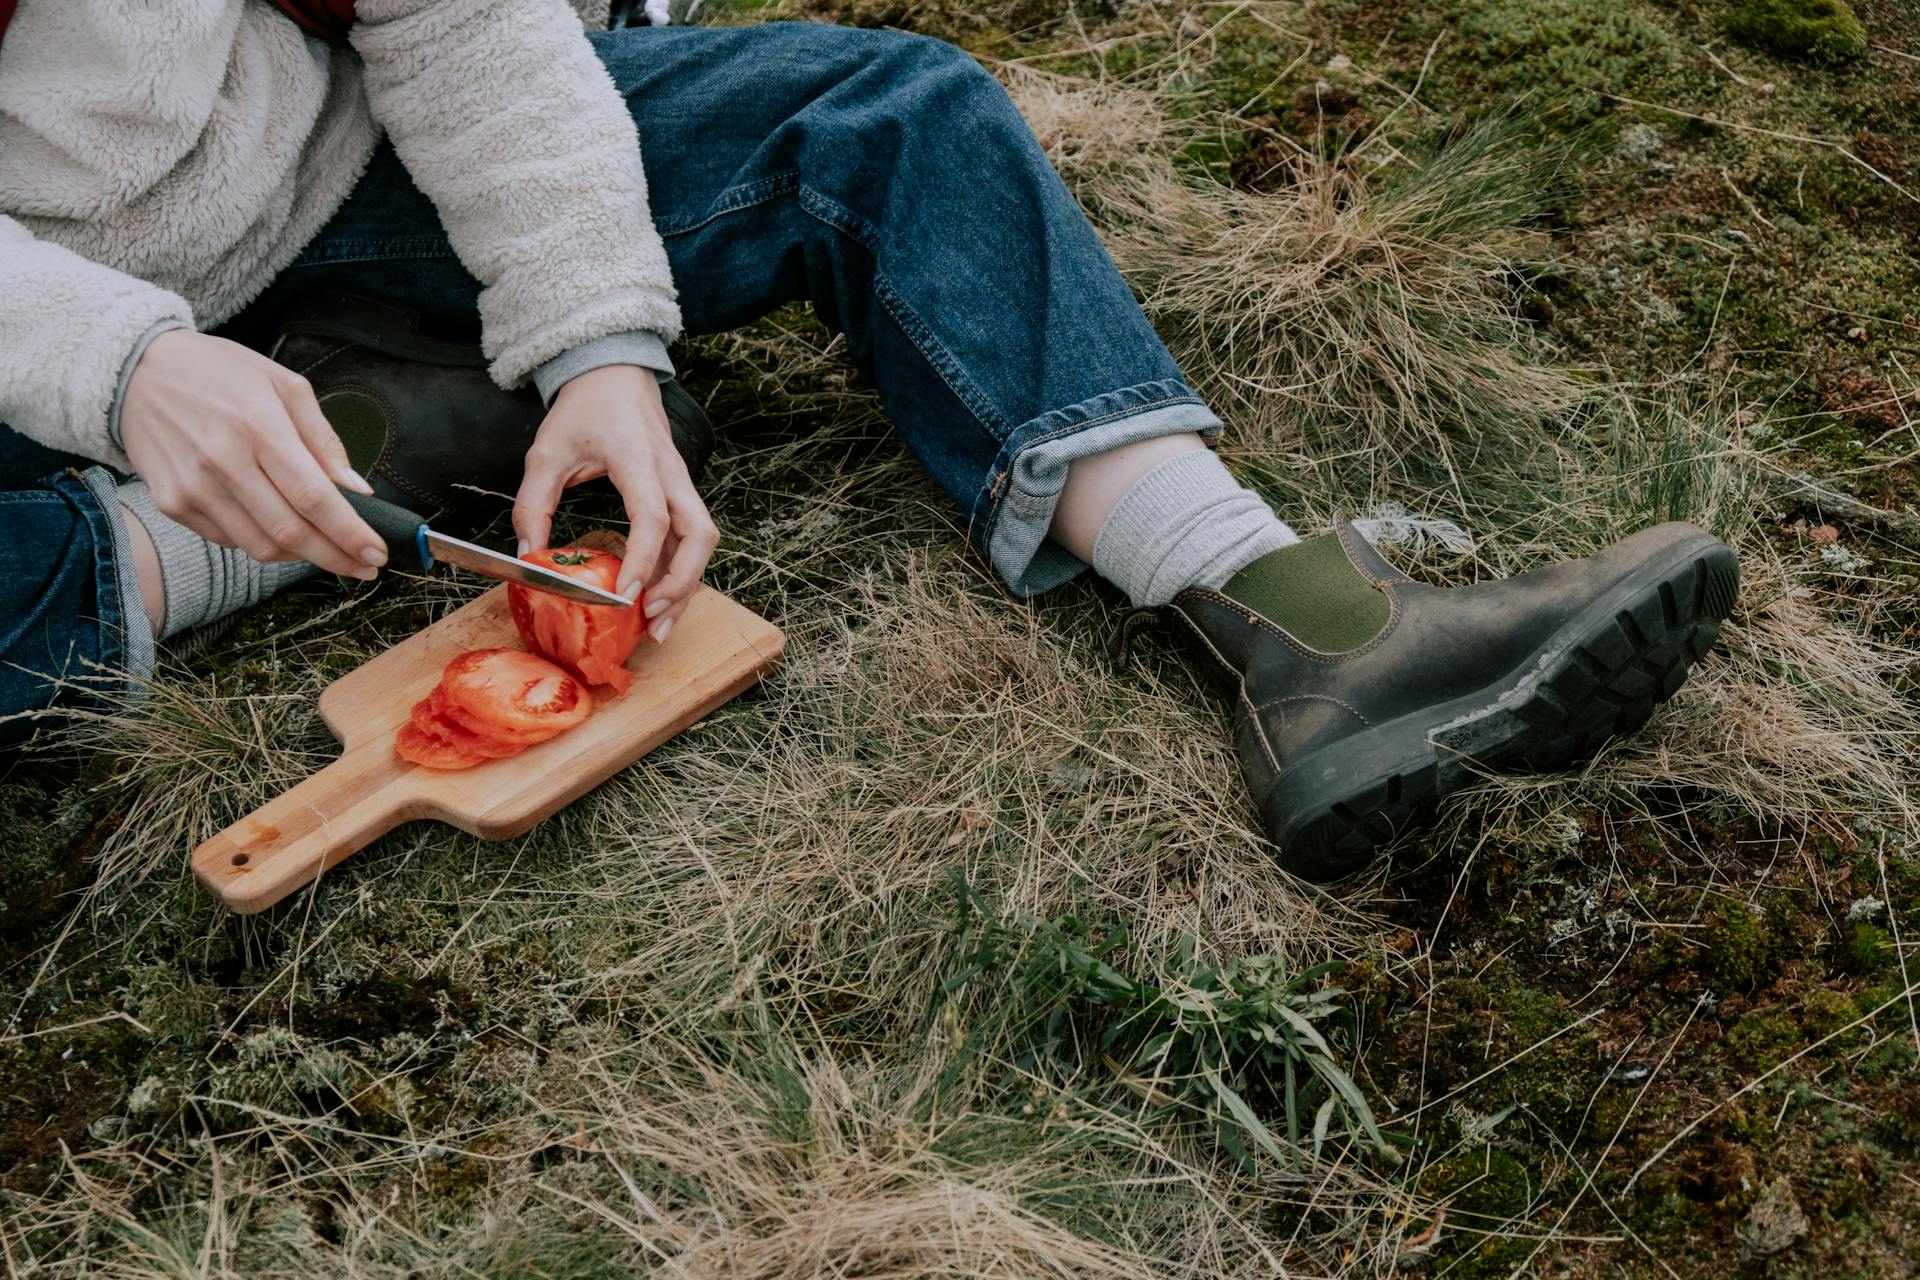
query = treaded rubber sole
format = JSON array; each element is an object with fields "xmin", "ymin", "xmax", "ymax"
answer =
[{"xmin": 1271, "ymin": 536, "xmax": 1740, "ymax": 883}]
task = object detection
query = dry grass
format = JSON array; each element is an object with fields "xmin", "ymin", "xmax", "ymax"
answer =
[
  {"xmin": 27, "ymin": 674, "xmax": 334, "ymax": 901},
  {"xmin": 1001, "ymin": 65, "xmax": 1586, "ymax": 473}
]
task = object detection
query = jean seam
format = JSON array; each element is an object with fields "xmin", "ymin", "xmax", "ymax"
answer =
[
  {"xmin": 77, "ymin": 466, "xmax": 149, "ymax": 684},
  {"xmin": 871, "ymin": 272, "xmax": 1011, "ymax": 439},
  {"xmin": 657, "ymin": 170, "xmax": 802, "ymax": 238},
  {"xmin": 13, "ymin": 469, "xmax": 132, "ymax": 699},
  {"xmin": 794, "ymin": 184, "xmax": 1011, "ymax": 438}
]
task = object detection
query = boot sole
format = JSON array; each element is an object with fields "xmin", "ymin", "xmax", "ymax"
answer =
[{"xmin": 1267, "ymin": 534, "xmax": 1740, "ymax": 883}]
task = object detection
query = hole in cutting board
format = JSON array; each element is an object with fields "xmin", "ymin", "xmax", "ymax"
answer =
[{"xmin": 231, "ymin": 853, "xmax": 250, "ymax": 867}]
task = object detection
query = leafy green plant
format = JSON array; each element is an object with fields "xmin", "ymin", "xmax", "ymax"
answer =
[{"xmin": 943, "ymin": 879, "xmax": 1388, "ymax": 1167}]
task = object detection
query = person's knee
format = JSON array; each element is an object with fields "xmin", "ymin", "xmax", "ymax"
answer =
[
  {"xmin": 881, "ymin": 31, "xmax": 1004, "ymax": 104},
  {"xmin": 842, "ymin": 30, "xmax": 1019, "ymax": 154}
]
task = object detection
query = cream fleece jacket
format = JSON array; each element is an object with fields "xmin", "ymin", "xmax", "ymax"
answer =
[{"xmin": 0, "ymin": 0, "xmax": 678, "ymax": 471}]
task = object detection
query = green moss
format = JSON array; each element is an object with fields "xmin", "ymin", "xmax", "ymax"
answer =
[
  {"xmin": 1798, "ymin": 988, "xmax": 1857, "ymax": 1038},
  {"xmin": 1321, "ymin": 0, "xmax": 1680, "ymax": 126},
  {"xmin": 422, "ymin": 1151, "xmax": 492, "ymax": 1208},
  {"xmin": 1727, "ymin": 0, "xmax": 1867, "ymax": 64},
  {"xmin": 1416, "ymin": 1148, "xmax": 1538, "ymax": 1275},
  {"xmin": 1726, "ymin": 988, "xmax": 1864, "ymax": 1070},
  {"xmin": 0, "ymin": 776, "xmax": 100, "ymax": 951},
  {"xmin": 1876, "ymin": 1084, "xmax": 1920, "ymax": 1151},
  {"xmin": 1722, "ymin": 1098, "xmax": 1776, "ymax": 1147},
  {"xmin": 1435, "ymin": 969, "xmax": 1616, "ymax": 1137},
  {"xmin": 1727, "ymin": 1008, "xmax": 1801, "ymax": 1069},
  {"xmin": 1493, "ymin": 977, "xmax": 1569, "ymax": 1044},
  {"xmin": 1848, "ymin": 922, "xmax": 1893, "ymax": 973},
  {"xmin": 1704, "ymin": 901, "xmax": 1773, "ymax": 989}
]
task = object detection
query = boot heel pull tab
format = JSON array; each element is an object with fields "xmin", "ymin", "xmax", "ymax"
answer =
[{"xmin": 1106, "ymin": 606, "xmax": 1162, "ymax": 664}]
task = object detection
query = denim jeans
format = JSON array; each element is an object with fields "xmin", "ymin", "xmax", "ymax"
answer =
[{"xmin": 0, "ymin": 21, "xmax": 1219, "ymax": 740}]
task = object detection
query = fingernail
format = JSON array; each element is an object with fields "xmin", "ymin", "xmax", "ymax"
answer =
[
  {"xmin": 354, "ymin": 566, "xmax": 378, "ymax": 582},
  {"xmin": 361, "ymin": 545, "xmax": 386, "ymax": 566},
  {"xmin": 644, "ymin": 597, "xmax": 671, "ymax": 618},
  {"xmin": 651, "ymin": 617, "xmax": 673, "ymax": 644},
  {"xmin": 517, "ymin": 539, "xmax": 530, "ymax": 558},
  {"xmin": 342, "ymin": 468, "xmax": 376, "ymax": 496}
]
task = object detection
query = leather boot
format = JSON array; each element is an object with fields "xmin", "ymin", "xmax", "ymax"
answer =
[
  {"xmin": 1112, "ymin": 516, "xmax": 1740, "ymax": 882},
  {"xmin": 267, "ymin": 290, "xmax": 715, "ymax": 531}
]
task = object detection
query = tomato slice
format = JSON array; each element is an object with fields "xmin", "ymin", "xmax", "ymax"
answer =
[
  {"xmin": 438, "ymin": 648, "xmax": 592, "ymax": 738},
  {"xmin": 427, "ymin": 685, "xmax": 563, "ymax": 747},
  {"xmin": 508, "ymin": 547, "xmax": 644, "ymax": 694},
  {"xmin": 395, "ymin": 719, "xmax": 497, "ymax": 770},
  {"xmin": 409, "ymin": 695, "xmax": 524, "ymax": 758}
]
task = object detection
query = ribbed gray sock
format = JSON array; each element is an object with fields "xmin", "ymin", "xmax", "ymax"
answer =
[
  {"xmin": 118, "ymin": 480, "xmax": 317, "ymax": 640},
  {"xmin": 1090, "ymin": 449, "xmax": 1298, "ymax": 607}
]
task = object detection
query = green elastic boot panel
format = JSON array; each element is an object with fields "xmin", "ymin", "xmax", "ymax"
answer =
[
  {"xmin": 318, "ymin": 389, "xmax": 391, "ymax": 476},
  {"xmin": 1220, "ymin": 534, "xmax": 1391, "ymax": 653}
]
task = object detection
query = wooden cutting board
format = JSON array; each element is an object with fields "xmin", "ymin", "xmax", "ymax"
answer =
[{"xmin": 191, "ymin": 562, "xmax": 784, "ymax": 914}]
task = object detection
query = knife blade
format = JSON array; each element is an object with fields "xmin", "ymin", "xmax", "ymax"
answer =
[{"xmin": 338, "ymin": 487, "xmax": 636, "ymax": 608}]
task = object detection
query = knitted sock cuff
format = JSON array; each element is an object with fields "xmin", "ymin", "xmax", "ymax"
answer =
[
  {"xmin": 118, "ymin": 481, "xmax": 210, "ymax": 639},
  {"xmin": 117, "ymin": 480, "xmax": 317, "ymax": 640},
  {"xmin": 1090, "ymin": 449, "xmax": 1298, "ymax": 608}
]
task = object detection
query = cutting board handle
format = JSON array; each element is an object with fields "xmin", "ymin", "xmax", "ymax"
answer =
[{"xmin": 191, "ymin": 746, "xmax": 413, "ymax": 914}]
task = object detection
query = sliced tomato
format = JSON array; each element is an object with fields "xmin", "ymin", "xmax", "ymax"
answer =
[
  {"xmin": 508, "ymin": 547, "xmax": 644, "ymax": 694},
  {"xmin": 427, "ymin": 685, "xmax": 563, "ymax": 747},
  {"xmin": 408, "ymin": 695, "xmax": 524, "ymax": 758},
  {"xmin": 438, "ymin": 648, "xmax": 592, "ymax": 738},
  {"xmin": 395, "ymin": 719, "xmax": 496, "ymax": 770}
]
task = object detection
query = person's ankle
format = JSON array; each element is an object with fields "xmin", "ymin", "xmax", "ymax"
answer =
[
  {"xmin": 121, "ymin": 503, "xmax": 167, "ymax": 635},
  {"xmin": 1083, "ymin": 448, "xmax": 1297, "ymax": 607}
]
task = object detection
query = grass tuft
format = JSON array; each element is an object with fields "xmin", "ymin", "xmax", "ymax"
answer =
[{"xmin": 1003, "ymin": 65, "xmax": 1586, "ymax": 463}]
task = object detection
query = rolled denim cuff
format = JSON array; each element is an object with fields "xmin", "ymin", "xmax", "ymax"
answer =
[
  {"xmin": 76, "ymin": 464, "xmax": 156, "ymax": 686},
  {"xmin": 984, "ymin": 384, "xmax": 1225, "ymax": 598},
  {"xmin": 532, "ymin": 330, "xmax": 675, "ymax": 406},
  {"xmin": 108, "ymin": 318, "xmax": 192, "ymax": 451}
]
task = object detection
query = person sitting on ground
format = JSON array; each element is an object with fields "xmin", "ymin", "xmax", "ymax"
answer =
[{"xmin": 0, "ymin": 0, "xmax": 1738, "ymax": 880}]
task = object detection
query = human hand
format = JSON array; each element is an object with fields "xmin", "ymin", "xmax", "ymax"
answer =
[
  {"xmin": 512, "ymin": 365, "xmax": 717, "ymax": 641},
  {"xmin": 120, "ymin": 330, "xmax": 386, "ymax": 579}
]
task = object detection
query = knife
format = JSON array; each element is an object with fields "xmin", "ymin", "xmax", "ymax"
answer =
[{"xmin": 338, "ymin": 488, "xmax": 635, "ymax": 608}]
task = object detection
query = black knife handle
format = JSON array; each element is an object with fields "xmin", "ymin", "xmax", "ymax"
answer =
[{"xmin": 338, "ymin": 486, "xmax": 431, "ymax": 572}]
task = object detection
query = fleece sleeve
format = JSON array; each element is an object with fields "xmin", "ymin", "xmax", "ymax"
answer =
[
  {"xmin": 349, "ymin": 0, "xmax": 681, "ymax": 391},
  {"xmin": 0, "ymin": 215, "xmax": 196, "ymax": 469}
]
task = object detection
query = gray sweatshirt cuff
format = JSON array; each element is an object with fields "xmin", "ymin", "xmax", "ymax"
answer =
[
  {"xmin": 532, "ymin": 330, "xmax": 675, "ymax": 406},
  {"xmin": 108, "ymin": 318, "xmax": 193, "ymax": 451}
]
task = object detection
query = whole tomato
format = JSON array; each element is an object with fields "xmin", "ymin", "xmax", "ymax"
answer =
[{"xmin": 508, "ymin": 547, "xmax": 645, "ymax": 693}]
